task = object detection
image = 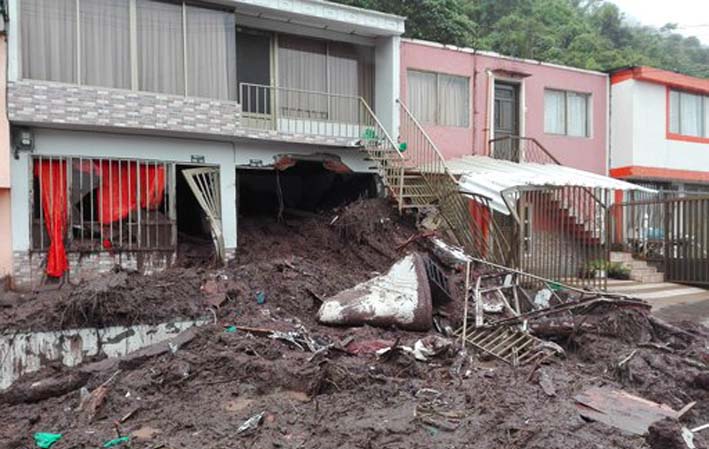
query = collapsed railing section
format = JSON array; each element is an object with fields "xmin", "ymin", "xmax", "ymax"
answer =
[{"xmin": 31, "ymin": 155, "xmax": 176, "ymax": 257}]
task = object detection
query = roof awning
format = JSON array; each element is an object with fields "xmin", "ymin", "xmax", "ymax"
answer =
[{"xmin": 450, "ymin": 156, "xmax": 655, "ymax": 215}]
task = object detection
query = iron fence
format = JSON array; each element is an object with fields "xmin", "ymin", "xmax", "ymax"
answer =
[
  {"xmin": 611, "ymin": 196, "xmax": 709, "ymax": 285},
  {"xmin": 31, "ymin": 155, "xmax": 176, "ymax": 253}
]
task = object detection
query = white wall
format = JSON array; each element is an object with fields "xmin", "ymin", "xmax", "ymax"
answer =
[
  {"xmin": 610, "ymin": 79, "xmax": 635, "ymax": 168},
  {"xmin": 375, "ymin": 36, "xmax": 401, "ymax": 140},
  {"xmin": 611, "ymin": 80, "xmax": 709, "ymax": 172}
]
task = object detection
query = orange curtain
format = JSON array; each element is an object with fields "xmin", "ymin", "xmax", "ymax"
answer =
[
  {"xmin": 34, "ymin": 160, "xmax": 68, "ymax": 278},
  {"xmin": 468, "ymin": 199, "xmax": 491, "ymax": 256},
  {"xmin": 95, "ymin": 161, "xmax": 166, "ymax": 224}
]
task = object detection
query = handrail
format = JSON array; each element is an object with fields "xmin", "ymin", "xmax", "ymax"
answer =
[
  {"xmin": 359, "ymin": 98, "xmax": 406, "ymax": 162},
  {"xmin": 488, "ymin": 135, "xmax": 562, "ymax": 165},
  {"xmin": 239, "ymin": 82, "xmax": 363, "ymax": 101},
  {"xmin": 398, "ymin": 99, "xmax": 458, "ymax": 184}
]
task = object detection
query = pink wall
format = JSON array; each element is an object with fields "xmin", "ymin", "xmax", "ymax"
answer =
[{"xmin": 400, "ymin": 41, "xmax": 609, "ymax": 174}]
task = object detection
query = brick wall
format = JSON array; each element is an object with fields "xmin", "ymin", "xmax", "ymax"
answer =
[
  {"xmin": 8, "ymin": 80, "xmax": 241, "ymax": 137},
  {"xmin": 7, "ymin": 80, "xmax": 361, "ymax": 147}
]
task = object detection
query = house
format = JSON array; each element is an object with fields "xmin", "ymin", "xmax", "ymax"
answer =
[
  {"xmin": 6, "ymin": 0, "xmax": 405, "ymax": 288},
  {"xmin": 399, "ymin": 39, "xmax": 609, "ymax": 173},
  {"xmin": 397, "ymin": 39, "xmax": 645, "ymax": 289},
  {"xmin": 609, "ymin": 66, "xmax": 709, "ymax": 194}
]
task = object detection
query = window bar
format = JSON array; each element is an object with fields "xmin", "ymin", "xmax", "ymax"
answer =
[
  {"xmin": 136, "ymin": 160, "xmax": 142, "ymax": 249},
  {"xmin": 109, "ymin": 158, "xmax": 114, "ymax": 251},
  {"xmin": 119, "ymin": 159, "xmax": 123, "ymax": 249},
  {"xmin": 79, "ymin": 156, "xmax": 84, "ymax": 248},
  {"xmin": 169, "ymin": 163, "xmax": 177, "ymax": 250},
  {"xmin": 66, "ymin": 157, "xmax": 73, "ymax": 250},
  {"xmin": 145, "ymin": 160, "xmax": 150, "ymax": 249},
  {"xmin": 128, "ymin": 160, "xmax": 133, "ymax": 250},
  {"xmin": 38, "ymin": 156, "xmax": 45, "ymax": 251},
  {"xmin": 154, "ymin": 160, "xmax": 159, "ymax": 249},
  {"xmin": 90, "ymin": 158, "xmax": 95, "ymax": 251}
]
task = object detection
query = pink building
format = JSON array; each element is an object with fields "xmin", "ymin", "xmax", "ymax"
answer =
[{"xmin": 400, "ymin": 39, "xmax": 609, "ymax": 174}]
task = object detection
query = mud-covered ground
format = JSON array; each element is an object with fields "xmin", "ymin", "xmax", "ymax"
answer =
[{"xmin": 1, "ymin": 199, "xmax": 708, "ymax": 449}]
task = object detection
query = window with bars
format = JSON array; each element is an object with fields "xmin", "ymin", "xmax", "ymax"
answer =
[
  {"xmin": 20, "ymin": 0, "xmax": 237, "ymax": 100},
  {"xmin": 407, "ymin": 69, "xmax": 470, "ymax": 127},
  {"xmin": 544, "ymin": 89, "xmax": 591, "ymax": 137},
  {"xmin": 31, "ymin": 156, "xmax": 176, "ymax": 252}
]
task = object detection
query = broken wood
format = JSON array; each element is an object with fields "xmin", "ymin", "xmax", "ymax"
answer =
[{"xmin": 0, "ymin": 371, "xmax": 90, "ymax": 405}]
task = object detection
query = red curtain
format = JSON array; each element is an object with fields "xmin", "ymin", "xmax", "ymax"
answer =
[
  {"xmin": 94, "ymin": 161, "xmax": 166, "ymax": 224},
  {"xmin": 468, "ymin": 199, "xmax": 491, "ymax": 257},
  {"xmin": 34, "ymin": 160, "xmax": 68, "ymax": 278}
]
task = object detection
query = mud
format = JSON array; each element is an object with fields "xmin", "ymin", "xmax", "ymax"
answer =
[{"xmin": 1, "ymin": 199, "xmax": 708, "ymax": 449}]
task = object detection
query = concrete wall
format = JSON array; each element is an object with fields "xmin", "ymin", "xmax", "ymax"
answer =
[
  {"xmin": 611, "ymin": 80, "xmax": 709, "ymax": 176},
  {"xmin": 0, "ymin": 34, "xmax": 11, "ymax": 278},
  {"xmin": 375, "ymin": 36, "xmax": 401, "ymax": 139},
  {"xmin": 400, "ymin": 40, "xmax": 609, "ymax": 175}
]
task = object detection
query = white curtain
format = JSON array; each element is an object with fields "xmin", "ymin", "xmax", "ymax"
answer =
[
  {"xmin": 21, "ymin": 0, "xmax": 77, "ymax": 83},
  {"xmin": 438, "ymin": 74, "xmax": 469, "ymax": 127},
  {"xmin": 278, "ymin": 35, "xmax": 327, "ymax": 119},
  {"xmin": 186, "ymin": 6, "xmax": 236, "ymax": 100},
  {"xmin": 80, "ymin": 0, "xmax": 130, "ymax": 89},
  {"xmin": 329, "ymin": 42, "xmax": 359, "ymax": 122},
  {"xmin": 544, "ymin": 89, "xmax": 566, "ymax": 134},
  {"xmin": 567, "ymin": 92, "xmax": 589, "ymax": 137},
  {"xmin": 137, "ymin": 0, "xmax": 185, "ymax": 95},
  {"xmin": 669, "ymin": 90, "xmax": 681, "ymax": 134},
  {"xmin": 408, "ymin": 70, "xmax": 437, "ymax": 124},
  {"xmin": 680, "ymin": 92, "xmax": 703, "ymax": 137}
]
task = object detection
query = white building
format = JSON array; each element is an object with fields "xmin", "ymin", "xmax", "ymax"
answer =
[
  {"xmin": 6, "ymin": 0, "xmax": 404, "ymax": 288},
  {"xmin": 610, "ymin": 66, "xmax": 709, "ymax": 194}
]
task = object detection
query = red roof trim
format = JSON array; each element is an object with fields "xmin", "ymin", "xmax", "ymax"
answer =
[{"xmin": 611, "ymin": 66, "xmax": 709, "ymax": 95}]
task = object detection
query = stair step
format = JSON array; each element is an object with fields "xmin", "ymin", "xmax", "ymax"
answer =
[
  {"xmin": 630, "ymin": 272, "xmax": 665, "ymax": 283},
  {"xmin": 610, "ymin": 252, "xmax": 634, "ymax": 263}
]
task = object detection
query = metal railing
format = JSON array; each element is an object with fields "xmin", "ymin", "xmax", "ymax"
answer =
[
  {"xmin": 610, "ymin": 196, "xmax": 709, "ymax": 285},
  {"xmin": 488, "ymin": 136, "xmax": 561, "ymax": 165},
  {"xmin": 399, "ymin": 100, "xmax": 510, "ymax": 263},
  {"xmin": 31, "ymin": 155, "xmax": 176, "ymax": 253},
  {"xmin": 239, "ymin": 83, "xmax": 368, "ymax": 140}
]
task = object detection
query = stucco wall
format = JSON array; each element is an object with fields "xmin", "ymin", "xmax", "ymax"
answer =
[
  {"xmin": 400, "ymin": 41, "xmax": 609, "ymax": 174},
  {"xmin": 0, "ymin": 35, "xmax": 9, "ymax": 189},
  {"xmin": 609, "ymin": 79, "xmax": 635, "ymax": 168},
  {"xmin": 0, "ymin": 190, "xmax": 11, "ymax": 278},
  {"xmin": 613, "ymin": 80, "xmax": 709, "ymax": 173}
]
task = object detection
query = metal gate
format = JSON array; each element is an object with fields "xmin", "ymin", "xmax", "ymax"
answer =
[{"xmin": 611, "ymin": 196, "xmax": 709, "ymax": 286}]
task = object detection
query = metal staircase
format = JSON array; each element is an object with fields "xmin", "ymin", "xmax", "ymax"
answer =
[{"xmin": 356, "ymin": 98, "xmax": 497, "ymax": 262}]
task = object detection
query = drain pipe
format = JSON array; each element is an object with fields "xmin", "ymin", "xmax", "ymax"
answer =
[{"xmin": 471, "ymin": 50, "xmax": 477, "ymax": 156}]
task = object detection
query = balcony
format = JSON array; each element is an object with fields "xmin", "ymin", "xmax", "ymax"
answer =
[{"xmin": 239, "ymin": 83, "xmax": 379, "ymax": 146}]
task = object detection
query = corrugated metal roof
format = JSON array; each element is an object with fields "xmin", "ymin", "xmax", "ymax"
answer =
[{"xmin": 450, "ymin": 156, "xmax": 655, "ymax": 214}]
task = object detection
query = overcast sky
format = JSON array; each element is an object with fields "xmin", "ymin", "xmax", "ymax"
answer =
[{"xmin": 609, "ymin": 0, "xmax": 709, "ymax": 45}]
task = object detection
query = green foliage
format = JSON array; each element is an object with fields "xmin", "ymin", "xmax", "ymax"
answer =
[{"xmin": 334, "ymin": 0, "xmax": 709, "ymax": 77}]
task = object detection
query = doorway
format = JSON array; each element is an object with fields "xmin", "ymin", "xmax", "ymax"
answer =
[
  {"xmin": 493, "ymin": 82, "xmax": 520, "ymax": 161},
  {"xmin": 176, "ymin": 165, "xmax": 220, "ymax": 266},
  {"xmin": 237, "ymin": 28, "xmax": 272, "ymax": 114}
]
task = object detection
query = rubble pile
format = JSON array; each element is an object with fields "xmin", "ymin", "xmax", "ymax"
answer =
[{"xmin": 0, "ymin": 199, "xmax": 707, "ymax": 449}]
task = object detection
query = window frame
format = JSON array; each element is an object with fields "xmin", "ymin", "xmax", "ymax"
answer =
[
  {"xmin": 407, "ymin": 68, "xmax": 470, "ymax": 128},
  {"xmin": 20, "ymin": 0, "xmax": 236, "ymax": 99},
  {"xmin": 543, "ymin": 88, "xmax": 592, "ymax": 138},
  {"xmin": 666, "ymin": 87, "xmax": 709, "ymax": 144}
]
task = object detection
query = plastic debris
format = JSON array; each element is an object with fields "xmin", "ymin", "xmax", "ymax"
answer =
[
  {"xmin": 225, "ymin": 325, "xmax": 237, "ymax": 333},
  {"xmin": 34, "ymin": 433, "xmax": 63, "ymax": 449},
  {"xmin": 237, "ymin": 412, "xmax": 265, "ymax": 435},
  {"xmin": 103, "ymin": 436, "xmax": 130, "ymax": 448},
  {"xmin": 256, "ymin": 291, "xmax": 266, "ymax": 305}
]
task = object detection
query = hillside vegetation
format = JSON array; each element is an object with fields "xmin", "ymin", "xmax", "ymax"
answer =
[{"xmin": 336, "ymin": 0, "xmax": 709, "ymax": 77}]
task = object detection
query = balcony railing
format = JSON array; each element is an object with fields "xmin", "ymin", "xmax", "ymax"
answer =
[{"xmin": 239, "ymin": 83, "xmax": 371, "ymax": 140}]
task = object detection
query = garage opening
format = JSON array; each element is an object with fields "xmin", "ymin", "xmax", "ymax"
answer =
[
  {"xmin": 176, "ymin": 165, "xmax": 219, "ymax": 266},
  {"xmin": 237, "ymin": 159, "xmax": 376, "ymax": 219}
]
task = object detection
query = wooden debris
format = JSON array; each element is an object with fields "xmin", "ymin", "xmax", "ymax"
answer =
[{"xmin": 575, "ymin": 386, "xmax": 688, "ymax": 435}]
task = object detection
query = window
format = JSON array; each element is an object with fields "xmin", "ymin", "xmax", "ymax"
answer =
[
  {"xmin": 31, "ymin": 156, "xmax": 175, "ymax": 254},
  {"xmin": 544, "ymin": 89, "xmax": 590, "ymax": 137},
  {"xmin": 21, "ymin": 0, "xmax": 236, "ymax": 100},
  {"xmin": 277, "ymin": 35, "xmax": 374, "ymax": 122},
  {"xmin": 669, "ymin": 89, "xmax": 708, "ymax": 138},
  {"xmin": 407, "ymin": 69, "xmax": 469, "ymax": 127}
]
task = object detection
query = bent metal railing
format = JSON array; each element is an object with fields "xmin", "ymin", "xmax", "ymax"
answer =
[
  {"xmin": 399, "ymin": 100, "xmax": 509, "ymax": 263},
  {"xmin": 239, "ymin": 82, "xmax": 407, "ymax": 210}
]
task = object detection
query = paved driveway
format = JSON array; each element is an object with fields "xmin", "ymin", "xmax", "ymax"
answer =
[{"xmin": 607, "ymin": 280, "xmax": 709, "ymax": 327}]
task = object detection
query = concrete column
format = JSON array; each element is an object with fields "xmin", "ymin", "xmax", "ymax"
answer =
[{"xmin": 375, "ymin": 35, "xmax": 401, "ymax": 141}]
